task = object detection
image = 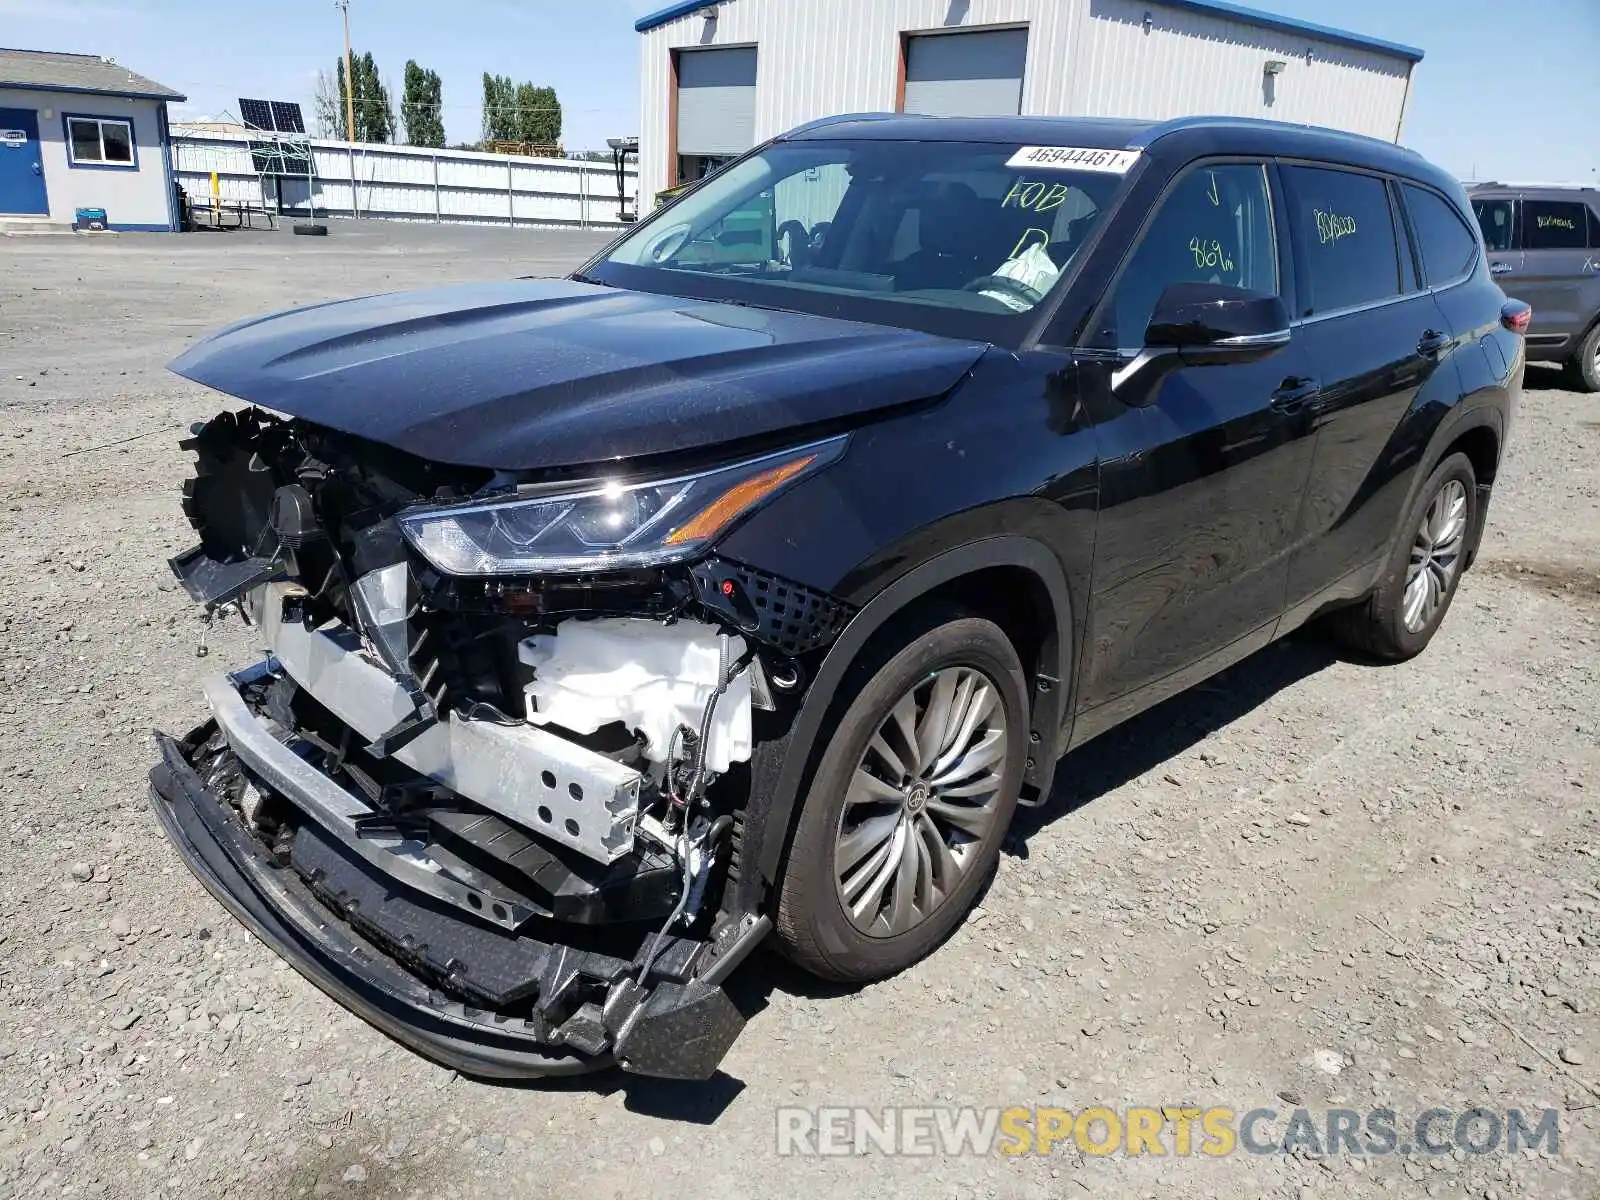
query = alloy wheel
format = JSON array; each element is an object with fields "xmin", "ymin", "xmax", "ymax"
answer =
[
  {"xmin": 833, "ymin": 666, "xmax": 1008, "ymax": 938},
  {"xmin": 1402, "ymin": 478, "xmax": 1468, "ymax": 633}
]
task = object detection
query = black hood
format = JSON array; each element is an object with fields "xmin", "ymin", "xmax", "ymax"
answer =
[{"xmin": 169, "ymin": 278, "xmax": 988, "ymax": 471}]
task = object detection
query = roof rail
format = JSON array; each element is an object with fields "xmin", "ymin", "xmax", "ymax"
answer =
[
  {"xmin": 1467, "ymin": 180, "xmax": 1596, "ymax": 191},
  {"xmin": 1137, "ymin": 114, "xmax": 1422, "ymax": 155},
  {"xmin": 781, "ymin": 112, "xmax": 899, "ymax": 138}
]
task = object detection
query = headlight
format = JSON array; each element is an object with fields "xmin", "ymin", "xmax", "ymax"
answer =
[{"xmin": 398, "ymin": 436, "xmax": 845, "ymax": 576}]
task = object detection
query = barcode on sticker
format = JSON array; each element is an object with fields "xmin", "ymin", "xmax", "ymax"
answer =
[{"xmin": 1005, "ymin": 146, "xmax": 1140, "ymax": 174}]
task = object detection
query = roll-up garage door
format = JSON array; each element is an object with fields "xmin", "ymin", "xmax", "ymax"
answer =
[
  {"xmin": 676, "ymin": 46, "xmax": 758, "ymax": 157},
  {"xmin": 903, "ymin": 28, "xmax": 1027, "ymax": 117}
]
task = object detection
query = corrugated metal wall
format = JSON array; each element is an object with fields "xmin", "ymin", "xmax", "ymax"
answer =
[
  {"xmin": 170, "ymin": 132, "xmax": 638, "ymax": 229},
  {"xmin": 637, "ymin": 0, "xmax": 1413, "ymax": 198},
  {"xmin": 1069, "ymin": 0, "xmax": 1410, "ymax": 138}
]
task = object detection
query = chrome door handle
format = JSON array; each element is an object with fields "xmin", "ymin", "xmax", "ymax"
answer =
[
  {"xmin": 1490, "ymin": 262, "xmax": 1514, "ymax": 276},
  {"xmin": 1417, "ymin": 329, "xmax": 1451, "ymax": 358},
  {"xmin": 1270, "ymin": 377, "xmax": 1320, "ymax": 413}
]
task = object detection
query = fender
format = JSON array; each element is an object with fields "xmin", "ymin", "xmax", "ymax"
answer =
[
  {"xmin": 750, "ymin": 535, "xmax": 1076, "ymax": 885},
  {"xmin": 1397, "ymin": 396, "xmax": 1505, "ymax": 567}
]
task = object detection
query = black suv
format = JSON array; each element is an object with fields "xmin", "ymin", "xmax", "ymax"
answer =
[
  {"xmin": 1469, "ymin": 183, "xmax": 1600, "ymax": 391},
  {"xmin": 151, "ymin": 115, "xmax": 1523, "ymax": 1081}
]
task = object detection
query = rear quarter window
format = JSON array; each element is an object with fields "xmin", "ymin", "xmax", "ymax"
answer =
[
  {"xmin": 1281, "ymin": 166, "xmax": 1401, "ymax": 316},
  {"xmin": 1403, "ymin": 184, "xmax": 1479, "ymax": 286}
]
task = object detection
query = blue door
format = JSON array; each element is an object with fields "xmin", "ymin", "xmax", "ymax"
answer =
[{"xmin": 0, "ymin": 108, "xmax": 49, "ymax": 215}]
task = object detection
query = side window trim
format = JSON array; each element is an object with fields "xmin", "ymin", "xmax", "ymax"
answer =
[
  {"xmin": 1266, "ymin": 160, "xmax": 1301, "ymax": 323},
  {"xmin": 1075, "ymin": 155, "xmax": 1279, "ymax": 353},
  {"xmin": 1387, "ymin": 177, "xmax": 1425, "ymax": 296}
]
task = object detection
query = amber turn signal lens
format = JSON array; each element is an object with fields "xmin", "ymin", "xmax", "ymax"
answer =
[{"xmin": 664, "ymin": 454, "xmax": 817, "ymax": 545}]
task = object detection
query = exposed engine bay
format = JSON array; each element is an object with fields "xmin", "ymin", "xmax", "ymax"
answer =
[{"xmin": 151, "ymin": 407, "xmax": 855, "ymax": 1079}]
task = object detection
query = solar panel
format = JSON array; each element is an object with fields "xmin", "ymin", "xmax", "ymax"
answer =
[
  {"xmin": 239, "ymin": 98, "xmax": 274, "ymax": 132},
  {"xmin": 269, "ymin": 101, "xmax": 305, "ymax": 135},
  {"xmin": 250, "ymin": 141, "xmax": 286, "ymax": 173}
]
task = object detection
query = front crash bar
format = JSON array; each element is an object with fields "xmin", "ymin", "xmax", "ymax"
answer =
[{"xmin": 201, "ymin": 667, "xmax": 537, "ymax": 931}]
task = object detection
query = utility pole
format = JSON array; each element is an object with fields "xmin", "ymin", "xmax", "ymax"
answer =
[
  {"xmin": 336, "ymin": 0, "xmax": 356, "ymax": 142},
  {"xmin": 335, "ymin": 0, "xmax": 358, "ymax": 218}
]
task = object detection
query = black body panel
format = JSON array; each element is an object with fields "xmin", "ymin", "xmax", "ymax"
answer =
[{"xmin": 168, "ymin": 278, "xmax": 986, "ymax": 471}]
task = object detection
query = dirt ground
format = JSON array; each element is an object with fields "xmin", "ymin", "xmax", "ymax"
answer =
[{"xmin": 0, "ymin": 222, "xmax": 1596, "ymax": 1200}]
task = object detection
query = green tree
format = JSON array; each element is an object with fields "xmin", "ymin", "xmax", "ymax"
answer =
[
  {"xmin": 401, "ymin": 61, "xmax": 444, "ymax": 147},
  {"xmin": 481, "ymin": 73, "xmax": 560, "ymax": 148},
  {"xmin": 513, "ymin": 83, "xmax": 561, "ymax": 147},
  {"xmin": 336, "ymin": 50, "xmax": 395, "ymax": 143},
  {"xmin": 481, "ymin": 73, "xmax": 517, "ymax": 142}
]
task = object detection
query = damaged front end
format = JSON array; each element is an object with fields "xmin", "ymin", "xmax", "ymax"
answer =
[{"xmin": 150, "ymin": 408, "xmax": 853, "ymax": 1080}]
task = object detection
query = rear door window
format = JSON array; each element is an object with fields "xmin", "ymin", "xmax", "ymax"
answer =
[
  {"xmin": 1523, "ymin": 200, "xmax": 1589, "ymax": 250},
  {"xmin": 1403, "ymin": 184, "xmax": 1479, "ymax": 286},
  {"xmin": 1093, "ymin": 162, "xmax": 1278, "ymax": 347},
  {"xmin": 1281, "ymin": 166, "xmax": 1401, "ymax": 316},
  {"xmin": 1472, "ymin": 198, "xmax": 1517, "ymax": 251}
]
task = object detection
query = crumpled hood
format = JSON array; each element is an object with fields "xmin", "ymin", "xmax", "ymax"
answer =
[{"xmin": 169, "ymin": 278, "xmax": 988, "ymax": 471}]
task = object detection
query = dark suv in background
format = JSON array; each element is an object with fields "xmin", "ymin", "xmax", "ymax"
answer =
[
  {"xmin": 150, "ymin": 114, "xmax": 1524, "ymax": 1082},
  {"xmin": 1471, "ymin": 183, "xmax": 1600, "ymax": 391}
]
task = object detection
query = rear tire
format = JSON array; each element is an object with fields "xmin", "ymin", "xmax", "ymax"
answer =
[
  {"xmin": 774, "ymin": 610, "xmax": 1028, "ymax": 983},
  {"xmin": 1328, "ymin": 452, "xmax": 1477, "ymax": 661},
  {"xmin": 1565, "ymin": 322, "xmax": 1600, "ymax": 393}
]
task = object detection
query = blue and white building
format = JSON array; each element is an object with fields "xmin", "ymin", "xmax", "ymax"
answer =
[{"xmin": 0, "ymin": 47, "xmax": 185, "ymax": 231}]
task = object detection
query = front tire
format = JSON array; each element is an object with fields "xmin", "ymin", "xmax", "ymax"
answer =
[
  {"xmin": 1329, "ymin": 452, "xmax": 1477, "ymax": 661},
  {"xmin": 774, "ymin": 611, "xmax": 1028, "ymax": 983}
]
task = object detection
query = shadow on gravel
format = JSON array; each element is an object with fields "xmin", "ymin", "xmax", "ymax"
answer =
[
  {"xmin": 1522, "ymin": 363, "xmax": 1573, "ymax": 391},
  {"xmin": 1009, "ymin": 631, "xmax": 1342, "ymax": 847}
]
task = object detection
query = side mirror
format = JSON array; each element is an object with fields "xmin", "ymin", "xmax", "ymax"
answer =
[
  {"xmin": 1113, "ymin": 283, "xmax": 1291, "ymax": 396},
  {"xmin": 1147, "ymin": 282, "xmax": 1292, "ymax": 360}
]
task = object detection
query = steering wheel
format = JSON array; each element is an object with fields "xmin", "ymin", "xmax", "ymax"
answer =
[{"xmin": 962, "ymin": 274, "xmax": 1045, "ymax": 310}]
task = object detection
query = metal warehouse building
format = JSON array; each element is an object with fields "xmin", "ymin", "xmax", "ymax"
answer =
[
  {"xmin": 635, "ymin": 0, "xmax": 1423, "ymax": 199},
  {"xmin": 0, "ymin": 48, "xmax": 185, "ymax": 231}
]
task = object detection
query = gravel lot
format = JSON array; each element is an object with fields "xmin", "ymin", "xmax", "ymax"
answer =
[{"xmin": 0, "ymin": 222, "xmax": 1596, "ymax": 1200}]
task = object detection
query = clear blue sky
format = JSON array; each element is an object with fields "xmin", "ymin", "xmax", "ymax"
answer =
[{"xmin": 2, "ymin": 0, "xmax": 1596, "ymax": 181}]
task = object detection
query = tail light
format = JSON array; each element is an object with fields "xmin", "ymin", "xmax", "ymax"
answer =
[{"xmin": 1501, "ymin": 300, "xmax": 1532, "ymax": 334}]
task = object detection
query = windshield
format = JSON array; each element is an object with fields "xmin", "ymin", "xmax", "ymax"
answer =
[{"xmin": 588, "ymin": 139, "xmax": 1133, "ymax": 340}]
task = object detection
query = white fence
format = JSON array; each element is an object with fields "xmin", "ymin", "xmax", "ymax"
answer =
[{"xmin": 170, "ymin": 132, "xmax": 638, "ymax": 230}]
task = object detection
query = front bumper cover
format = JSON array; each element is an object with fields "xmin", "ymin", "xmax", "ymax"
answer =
[{"xmin": 148, "ymin": 725, "xmax": 765, "ymax": 1081}]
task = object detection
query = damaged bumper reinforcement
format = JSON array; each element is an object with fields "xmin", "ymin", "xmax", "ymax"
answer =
[
  {"xmin": 149, "ymin": 630, "xmax": 772, "ymax": 1080},
  {"xmin": 149, "ymin": 704, "xmax": 769, "ymax": 1079}
]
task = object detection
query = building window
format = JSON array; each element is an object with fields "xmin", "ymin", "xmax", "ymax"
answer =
[{"xmin": 65, "ymin": 116, "xmax": 136, "ymax": 168}]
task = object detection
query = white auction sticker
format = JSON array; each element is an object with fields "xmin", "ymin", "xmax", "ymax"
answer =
[{"xmin": 1005, "ymin": 145, "xmax": 1140, "ymax": 174}]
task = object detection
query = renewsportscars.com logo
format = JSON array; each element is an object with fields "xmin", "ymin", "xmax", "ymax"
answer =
[{"xmin": 774, "ymin": 1106, "xmax": 1562, "ymax": 1158}]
